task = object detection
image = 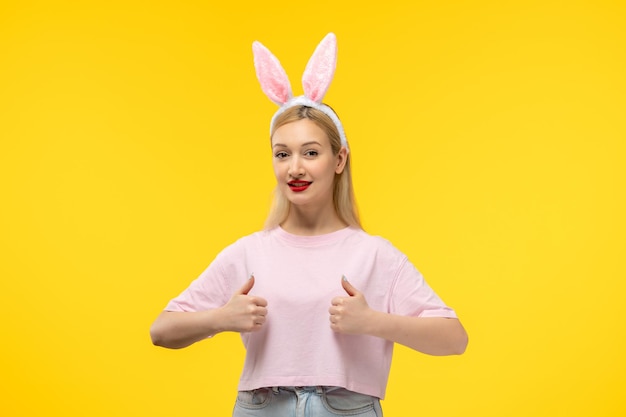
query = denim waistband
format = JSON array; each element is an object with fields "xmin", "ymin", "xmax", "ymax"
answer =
[{"xmin": 272, "ymin": 386, "xmax": 326, "ymax": 394}]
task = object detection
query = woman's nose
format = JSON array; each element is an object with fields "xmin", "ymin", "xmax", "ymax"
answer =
[{"xmin": 288, "ymin": 157, "xmax": 305, "ymax": 178}]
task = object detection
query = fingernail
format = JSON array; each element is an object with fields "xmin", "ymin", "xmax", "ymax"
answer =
[
  {"xmin": 342, "ymin": 275, "xmax": 347, "ymax": 282},
  {"xmin": 250, "ymin": 273, "xmax": 254, "ymax": 279}
]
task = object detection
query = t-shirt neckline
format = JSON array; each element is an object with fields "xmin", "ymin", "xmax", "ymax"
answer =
[{"xmin": 273, "ymin": 226, "xmax": 357, "ymax": 247}]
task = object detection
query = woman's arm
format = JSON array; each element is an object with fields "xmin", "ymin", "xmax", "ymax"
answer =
[
  {"xmin": 365, "ymin": 314, "xmax": 468, "ymax": 355},
  {"xmin": 150, "ymin": 309, "xmax": 226, "ymax": 349},
  {"xmin": 150, "ymin": 276, "xmax": 268, "ymax": 349},
  {"xmin": 329, "ymin": 278, "xmax": 468, "ymax": 355}
]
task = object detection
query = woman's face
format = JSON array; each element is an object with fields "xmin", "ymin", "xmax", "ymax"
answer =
[{"xmin": 271, "ymin": 118, "xmax": 347, "ymax": 210}]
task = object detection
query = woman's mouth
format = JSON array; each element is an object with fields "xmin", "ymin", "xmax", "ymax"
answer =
[{"xmin": 288, "ymin": 181, "xmax": 312, "ymax": 192}]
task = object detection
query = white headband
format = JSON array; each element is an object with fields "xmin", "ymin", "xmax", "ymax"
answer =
[{"xmin": 252, "ymin": 33, "xmax": 348, "ymax": 152}]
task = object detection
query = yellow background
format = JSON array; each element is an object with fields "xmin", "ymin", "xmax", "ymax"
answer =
[{"xmin": 1, "ymin": 1, "xmax": 624, "ymax": 416}]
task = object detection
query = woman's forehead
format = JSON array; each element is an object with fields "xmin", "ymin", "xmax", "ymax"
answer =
[{"xmin": 271, "ymin": 119, "xmax": 330, "ymax": 148}]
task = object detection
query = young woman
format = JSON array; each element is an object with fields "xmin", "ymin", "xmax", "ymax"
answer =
[{"xmin": 150, "ymin": 33, "xmax": 468, "ymax": 417}]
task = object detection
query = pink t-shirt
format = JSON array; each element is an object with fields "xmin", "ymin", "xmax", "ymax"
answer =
[{"xmin": 165, "ymin": 226, "xmax": 457, "ymax": 399}]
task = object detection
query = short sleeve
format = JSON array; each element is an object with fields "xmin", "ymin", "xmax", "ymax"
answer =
[
  {"xmin": 389, "ymin": 257, "xmax": 457, "ymax": 318},
  {"xmin": 164, "ymin": 245, "xmax": 240, "ymax": 313}
]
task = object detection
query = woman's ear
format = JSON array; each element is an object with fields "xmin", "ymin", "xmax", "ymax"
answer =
[{"xmin": 335, "ymin": 146, "xmax": 348, "ymax": 174}]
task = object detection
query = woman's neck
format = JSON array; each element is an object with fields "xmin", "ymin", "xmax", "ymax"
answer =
[{"xmin": 280, "ymin": 204, "xmax": 347, "ymax": 236}]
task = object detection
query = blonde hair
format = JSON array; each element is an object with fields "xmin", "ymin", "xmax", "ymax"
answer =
[{"xmin": 264, "ymin": 105, "xmax": 361, "ymax": 230}]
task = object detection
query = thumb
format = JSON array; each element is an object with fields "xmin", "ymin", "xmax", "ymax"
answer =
[
  {"xmin": 341, "ymin": 275, "xmax": 359, "ymax": 296},
  {"xmin": 237, "ymin": 274, "xmax": 255, "ymax": 295}
]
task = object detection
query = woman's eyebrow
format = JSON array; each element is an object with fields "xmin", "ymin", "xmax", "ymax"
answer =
[{"xmin": 300, "ymin": 141, "xmax": 322, "ymax": 147}]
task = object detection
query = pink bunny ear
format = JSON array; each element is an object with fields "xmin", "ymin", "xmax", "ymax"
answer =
[
  {"xmin": 302, "ymin": 33, "xmax": 337, "ymax": 103},
  {"xmin": 253, "ymin": 41, "xmax": 293, "ymax": 105}
]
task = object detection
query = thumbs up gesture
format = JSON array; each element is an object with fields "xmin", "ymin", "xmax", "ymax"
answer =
[
  {"xmin": 221, "ymin": 275, "xmax": 268, "ymax": 333},
  {"xmin": 329, "ymin": 276, "xmax": 373, "ymax": 335}
]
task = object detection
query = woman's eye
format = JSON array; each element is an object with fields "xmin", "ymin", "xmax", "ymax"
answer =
[
  {"xmin": 305, "ymin": 150, "xmax": 319, "ymax": 157},
  {"xmin": 275, "ymin": 151, "xmax": 289, "ymax": 159}
]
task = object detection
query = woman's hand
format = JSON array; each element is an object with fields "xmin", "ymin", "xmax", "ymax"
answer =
[
  {"xmin": 220, "ymin": 276, "xmax": 268, "ymax": 333},
  {"xmin": 328, "ymin": 276, "xmax": 374, "ymax": 335}
]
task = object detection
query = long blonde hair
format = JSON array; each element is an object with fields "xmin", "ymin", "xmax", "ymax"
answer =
[{"xmin": 264, "ymin": 105, "xmax": 361, "ymax": 230}]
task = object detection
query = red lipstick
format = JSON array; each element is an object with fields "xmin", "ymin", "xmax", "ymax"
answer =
[{"xmin": 288, "ymin": 180, "xmax": 312, "ymax": 192}]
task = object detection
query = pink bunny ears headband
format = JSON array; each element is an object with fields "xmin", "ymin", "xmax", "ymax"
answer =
[{"xmin": 252, "ymin": 33, "xmax": 348, "ymax": 152}]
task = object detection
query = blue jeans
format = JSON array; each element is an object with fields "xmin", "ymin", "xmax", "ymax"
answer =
[{"xmin": 233, "ymin": 386, "xmax": 383, "ymax": 417}]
